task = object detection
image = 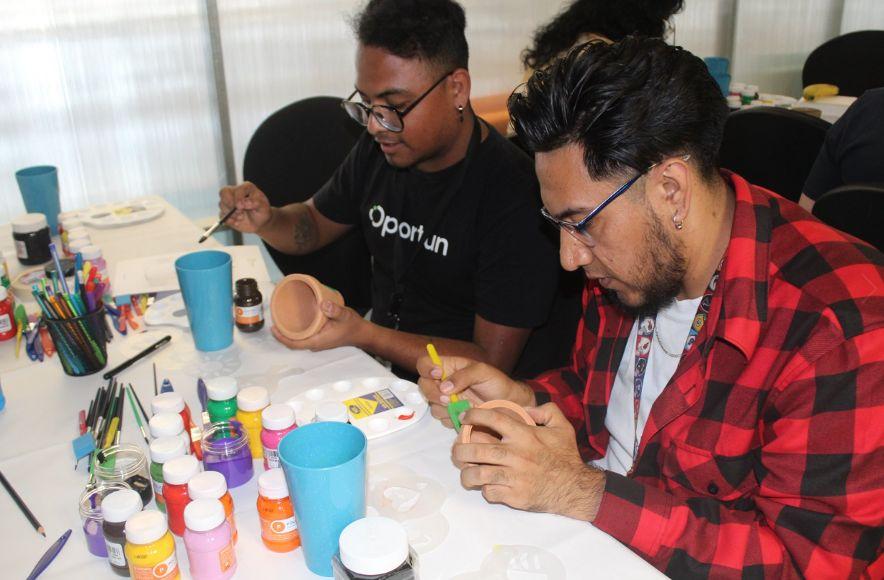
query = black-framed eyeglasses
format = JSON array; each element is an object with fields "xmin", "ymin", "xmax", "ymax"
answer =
[
  {"xmin": 341, "ymin": 71, "xmax": 454, "ymax": 133},
  {"xmin": 541, "ymin": 154, "xmax": 690, "ymax": 246}
]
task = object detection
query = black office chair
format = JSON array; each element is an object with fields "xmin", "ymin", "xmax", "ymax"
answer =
[
  {"xmin": 803, "ymin": 31, "xmax": 884, "ymax": 97},
  {"xmin": 812, "ymin": 183, "xmax": 884, "ymax": 251},
  {"xmin": 243, "ymin": 96, "xmax": 372, "ymax": 311},
  {"xmin": 719, "ymin": 107, "xmax": 830, "ymax": 202}
]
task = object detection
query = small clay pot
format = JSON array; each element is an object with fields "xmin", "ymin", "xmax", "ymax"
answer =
[
  {"xmin": 270, "ymin": 274, "xmax": 345, "ymax": 340},
  {"xmin": 459, "ymin": 399, "xmax": 536, "ymax": 444}
]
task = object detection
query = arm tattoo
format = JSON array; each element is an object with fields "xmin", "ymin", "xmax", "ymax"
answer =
[{"xmin": 292, "ymin": 207, "xmax": 318, "ymax": 253}]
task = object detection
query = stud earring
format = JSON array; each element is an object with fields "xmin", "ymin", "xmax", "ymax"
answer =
[
  {"xmin": 457, "ymin": 105, "xmax": 464, "ymax": 123},
  {"xmin": 673, "ymin": 215, "xmax": 684, "ymax": 230}
]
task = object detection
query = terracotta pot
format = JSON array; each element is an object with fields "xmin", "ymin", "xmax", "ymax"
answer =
[
  {"xmin": 459, "ymin": 399, "xmax": 536, "ymax": 444},
  {"xmin": 270, "ymin": 274, "xmax": 345, "ymax": 340}
]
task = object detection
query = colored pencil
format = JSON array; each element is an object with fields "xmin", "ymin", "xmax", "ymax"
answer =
[{"xmin": 0, "ymin": 469, "xmax": 45, "ymax": 537}]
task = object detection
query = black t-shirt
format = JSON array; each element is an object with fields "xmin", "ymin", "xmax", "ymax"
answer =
[
  {"xmin": 803, "ymin": 87, "xmax": 884, "ymax": 200},
  {"xmin": 313, "ymin": 120, "xmax": 558, "ymax": 344}
]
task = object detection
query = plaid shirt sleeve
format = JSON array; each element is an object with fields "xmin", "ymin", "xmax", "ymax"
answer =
[{"xmin": 592, "ymin": 327, "xmax": 884, "ymax": 577}]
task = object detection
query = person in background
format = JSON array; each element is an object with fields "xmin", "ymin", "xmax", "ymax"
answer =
[
  {"xmin": 219, "ymin": 0, "xmax": 558, "ymax": 378},
  {"xmin": 521, "ymin": 0, "xmax": 684, "ymax": 72},
  {"xmin": 799, "ymin": 87, "xmax": 884, "ymax": 212},
  {"xmin": 419, "ymin": 38, "xmax": 884, "ymax": 577}
]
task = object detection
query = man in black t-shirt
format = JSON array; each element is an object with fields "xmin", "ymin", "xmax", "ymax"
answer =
[
  {"xmin": 219, "ymin": 0, "xmax": 558, "ymax": 377},
  {"xmin": 799, "ymin": 87, "xmax": 884, "ymax": 211}
]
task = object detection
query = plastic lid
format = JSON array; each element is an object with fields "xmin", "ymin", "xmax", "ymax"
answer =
[
  {"xmin": 184, "ymin": 499, "xmax": 226, "ymax": 532},
  {"xmin": 100, "ymin": 489, "xmax": 142, "ymax": 523},
  {"xmin": 151, "ymin": 392, "xmax": 185, "ymax": 415},
  {"xmin": 149, "ymin": 412, "xmax": 184, "ymax": 438},
  {"xmin": 11, "ymin": 213, "xmax": 48, "ymax": 234},
  {"xmin": 66, "ymin": 226, "xmax": 89, "ymax": 240},
  {"xmin": 125, "ymin": 510, "xmax": 168, "ymax": 545},
  {"xmin": 339, "ymin": 517, "xmax": 410, "ymax": 575},
  {"xmin": 206, "ymin": 376, "xmax": 238, "ymax": 401},
  {"xmin": 0, "ymin": 287, "xmax": 7, "ymax": 301},
  {"xmin": 237, "ymin": 386, "xmax": 269, "ymax": 412},
  {"xmin": 257, "ymin": 468, "xmax": 289, "ymax": 500},
  {"xmin": 162, "ymin": 454, "xmax": 200, "ymax": 485},
  {"xmin": 315, "ymin": 401, "xmax": 349, "ymax": 423},
  {"xmin": 262, "ymin": 404, "xmax": 296, "ymax": 431},
  {"xmin": 79, "ymin": 244, "xmax": 102, "ymax": 261},
  {"xmin": 149, "ymin": 435, "xmax": 187, "ymax": 463},
  {"xmin": 68, "ymin": 238, "xmax": 91, "ymax": 254},
  {"xmin": 187, "ymin": 470, "xmax": 228, "ymax": 500}
]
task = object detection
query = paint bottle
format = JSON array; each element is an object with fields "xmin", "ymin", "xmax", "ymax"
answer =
[
  {"xmin": 260, "ymin": 404, "xmax": 297, "ymax": 470},
  {"xmin": 162, "ymin": 454, "xmax": 200, "ymax": 536},
  {"xmin": 184, "ymin": 499, "xmax": 237, "ymax": 580},
  {"xmin": 315, "ymin": 401, "xmax": 349, "ymax": 423},
  {"xmin": 93, "ymin": 444, "xmax": 153, "ymax": 507},
  {"xmin": 152, "ymin": 392, "xmax": 195, "ymax": 454},
  {"xmin": 78, "ymin": 481, "xmax": 132, "ymax": 557},
  {"xmin": 0, "ymin": 286, "xmax": 17, "ymax": 341},
  {"xmin": 59, "ymin": 214, "xmax": 83, "ymax": 254},
  {"xmin": 256, "ymin": 468, "xmax": 300, "ymax": 552},
  {"xmin": 101, "ymin": 489, "xmax": 143, "ymax": 576},
  {"xmin": 12, "ymin": 213, "xmax": 51, "ymax": 266},
  {"xmin": 236, "ymin": 386, "xmax": 269, "ymax": 458},
  {"xmin": 149, "ymin": 436, "xmax": 187, "ymax": 513},
  {"xmin": 201, "ymin": 421, "xmax": 254, "ymax": 489},
  {"xmin": 234, "ymin": 278, "xmax": 264, "ymax": 332},
  {"xmin": 149, "ymin": 412, "xmax": 191, "ymax": 456},
  {"xmin": 124, "ymin": 510, "xmax": 180, "ymax": 580},
  {"xmin": 81, "ymin": 244, "xmax": 111, "ymax": 295},
  {"xmin": 188, "ymin": 470, "xmax": 238, "ymax": 544},
  {"xmin": 332, "ymin": 517, "xmax": 417, "ymax": 580},
  {"xmin": 206, "ymin": 377, "xmax": 238, "ymax": 423}
]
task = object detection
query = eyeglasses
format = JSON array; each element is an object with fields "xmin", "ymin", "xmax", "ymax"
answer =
[
  {"xmin": 541, "ymin": 154, "xmax": 690, "ymax": 246},
  {"xmin": 341, "ymin": 71, "xmax": 453, "ymax": 133}
]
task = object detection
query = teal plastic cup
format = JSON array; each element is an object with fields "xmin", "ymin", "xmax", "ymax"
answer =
[
  {"xmin": 15, "ymin": 166, "xmax": 61, "ymax": 234},
  {"xmin": 278, "ymin": 422, "xmax": 367, "ymax": 576},
  {"xmin": 174, "ymin": 250, "xmax": 233, "ymax": 351}
]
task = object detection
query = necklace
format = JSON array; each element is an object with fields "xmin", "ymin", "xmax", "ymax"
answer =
[{"xmin": 654, "ymin": 323, "xmax": 682, "ymax": 359}]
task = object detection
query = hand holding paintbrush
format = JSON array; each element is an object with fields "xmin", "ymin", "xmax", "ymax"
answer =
[{"xmin": 200, "ymin": 186, "xmax": 256, "ymax": 243}]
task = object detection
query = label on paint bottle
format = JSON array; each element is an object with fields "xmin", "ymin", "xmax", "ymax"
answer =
[
  {"xmin": 235, "ymin": 304, "xmax": 263, "ymax": 325},
  {"xmin": 0, "ymin": 314, "xmax": 11, "ymax": 334},
  {"xmin": 132, "ymin": 552, "xmax": 178, "ymax": 580},
  {"xmin": 14, "ymin": 240, "xmax": 27, "ymax": 260},
  {"xmin": 152, "ymin": 480, "xmax": 164, "ymax": 498},
  {"xmin": 218, "ymin": 542, "xmax": 236, "ymax": 572},
  {"xmin": 263, "ymin": 447, "xmax": 280, "ymax": 469},
  {"xmin": 106, "ymin": 541, "xmax": 126, "ymax": 567},
  {"xmin": 261, "ymin": 515, "xmax": 298, "ymax": 541}
]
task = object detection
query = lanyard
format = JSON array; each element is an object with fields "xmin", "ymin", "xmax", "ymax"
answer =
[
  {"xmin": 630, "ymin": 261, "xmax": 722, "ymax": 463},
  {"xmin": 386, "ymin": 118, "xmax": 483, "ymax": 330}
]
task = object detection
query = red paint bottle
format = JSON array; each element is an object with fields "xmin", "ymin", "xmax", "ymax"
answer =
[
  {"xmin": 162, "ymin": 455, "xmax": 200, "ymax": 536},
  {"xmin": 0, "ymin": 287, "xmax": 16, "ymax": 341}
]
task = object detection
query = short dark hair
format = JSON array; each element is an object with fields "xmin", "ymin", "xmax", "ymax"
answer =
[
  {"xmin": 522, "ymin": 0, "xmax": 684, "ymax": 70},
  {"xmin": 509, "ymin": 37, "xmax": 728, "ymax": 182},
  {"xmin": 354, "ymin": 0, "xmax": 469, "ymax": 71}
]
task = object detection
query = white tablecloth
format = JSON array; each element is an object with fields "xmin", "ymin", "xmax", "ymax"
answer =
[{"xmin": 0, "ymin": 199, "xmax": 663, "ymax": 579}]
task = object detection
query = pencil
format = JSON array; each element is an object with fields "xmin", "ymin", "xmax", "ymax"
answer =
[{"xmin": 0, "ymin": 469, "xmax": 45, "ymax": 537}]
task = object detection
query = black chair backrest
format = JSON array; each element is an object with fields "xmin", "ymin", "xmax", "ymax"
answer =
[
  {"xmin": 803, "ymin": 30, "xmax": 884, "ymax": 97},
  {"xmin": 719, "ymin": 107, "xmax": 830, "ymax": 202},
  {"xmin": 243, "ymin": 97, "xmax": 372, "ymax": 310},
  {"xmin": 812, "ymin": 183, "xmax": 884, "ymax": 251}
]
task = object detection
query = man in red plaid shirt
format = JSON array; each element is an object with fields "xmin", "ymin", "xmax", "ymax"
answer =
[{"xmin": 418, "ymin": 37, "xmax": 883, "ymax": 577}]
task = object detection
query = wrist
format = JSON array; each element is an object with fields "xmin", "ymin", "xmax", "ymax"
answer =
[
  {"xmin": 512, "ymin": 381, "xmax": 537, "ymax": 407},
  {"xmin": 566, "ymin": 467, "xmax": 606, "ymax": 522},
  {"xmin": 351, "ymin": 316, "xmax": 378, "ymax": 351},
  {"xmin": 256, "ymin": 206, "xmax": 277, "ymax": 237}
]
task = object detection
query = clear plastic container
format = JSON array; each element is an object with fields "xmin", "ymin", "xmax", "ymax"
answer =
[
  {"xmin": 93, "ymin": 443, "xmax": 153, "ymax": 506},
  {"xmin": 78, "ymin": 481, "xmax": 132, "ymax": 557},
  {"xmin": 201, "ymin": 421, "xmax": 254, "ymax": 489}
]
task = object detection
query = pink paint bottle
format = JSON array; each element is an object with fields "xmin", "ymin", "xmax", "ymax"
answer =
[
  {"xmin": 183, "ymin": 499, "xmax": 237, "ymax": 580},
  {"xmin": 260, "ymin": 404, "xmax": 297, "ymax": 470}
]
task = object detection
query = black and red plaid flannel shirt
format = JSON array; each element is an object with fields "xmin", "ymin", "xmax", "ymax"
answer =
[{"xmin": 527, "ymin": 171, "xmax": 884, "ymax": 578}]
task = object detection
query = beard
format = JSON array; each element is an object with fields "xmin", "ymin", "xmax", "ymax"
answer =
[{"xmin": 604, "ymin": 206, "xmax": 687, "ymax": 317}]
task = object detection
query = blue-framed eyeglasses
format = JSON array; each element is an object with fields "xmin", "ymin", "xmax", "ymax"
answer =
[
  {"xmin": 541, "ymin": 154, "xmax": 690, "ymax": 245},
  {"xmin": 341, "ymin": 71, "xmax": 453, "ymax": 133}
]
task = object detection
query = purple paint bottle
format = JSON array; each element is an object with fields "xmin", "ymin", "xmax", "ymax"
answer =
[
  {"xmin": 78, "ymin": 481, "xmax": 132, "ymax": 557},
  {"xmin": 201, "ymin": 421, "xmax": 254, "ymax": 489}
]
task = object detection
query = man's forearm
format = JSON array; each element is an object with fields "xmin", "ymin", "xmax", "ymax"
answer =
[
  {"xmin": 356, "ymin": 323, "xmax": 489, "ymax": 375},
  {"xmin": 256, "ymin": 204, "xmax": 320, "ymax": 256}
]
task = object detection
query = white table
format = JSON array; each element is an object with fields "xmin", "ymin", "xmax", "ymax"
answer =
[{"xmin": 0, "ymin": 200, "xmax": 663, "ymax": 579}]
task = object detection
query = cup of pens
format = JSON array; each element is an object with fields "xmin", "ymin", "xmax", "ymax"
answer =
[{"xmin": 36, "ymin": 243, "xmax": 111, "ymax": 376}]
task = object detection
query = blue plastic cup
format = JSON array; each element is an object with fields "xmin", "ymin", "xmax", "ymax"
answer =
[
  {"xmin": 15, "ymin": 166, "xmax": 61, "ymax": 234},
  {"xmin": 278, "ymin": 422, "xmax": 367, "ymax": 577},
  {"xmin": 174, "ymin": 250, "xmax": 233, "ymax": 351}
]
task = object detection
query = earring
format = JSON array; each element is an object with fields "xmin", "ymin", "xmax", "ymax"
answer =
[
  {"xmin": 457, "ymin": 105, "xmax": 464, "ymax": 123},
  {"xmin": 673, "ymin": 215, "xmax": 684, "ymax": 230}
]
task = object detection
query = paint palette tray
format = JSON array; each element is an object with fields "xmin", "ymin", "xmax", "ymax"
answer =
[
  {"xmin": 79, "ymin": 199, "xmax": 165, "ymax": 229},
  {"xmin": 283, "ymin": 376, "xmax": 428, "ymax": 440}
]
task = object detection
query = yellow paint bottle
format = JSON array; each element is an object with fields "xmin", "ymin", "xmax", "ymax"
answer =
[
  {"xmin": 124, "ymin": 510, "xmax": 180, "ymax": 579},
  {"xmin": 236, "ymin": 386, "xmax": 270, "ymax": 458}
]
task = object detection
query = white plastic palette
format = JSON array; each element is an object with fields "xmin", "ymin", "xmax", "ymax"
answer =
[
  {"xmin": 78, "ymin": 199, "xmax": 165, "ymax": 228},
  {"xmin": 284, "ymin": 376, "xmax": 428, "ymax": 440}
]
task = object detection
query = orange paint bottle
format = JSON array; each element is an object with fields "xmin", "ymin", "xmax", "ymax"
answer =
[{"xmin": 256, "ymin": 469, "xmax": 300, "ymax": 552}]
